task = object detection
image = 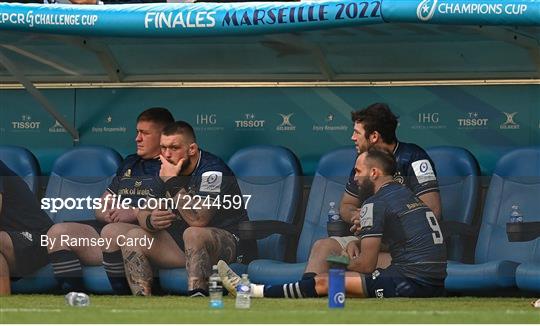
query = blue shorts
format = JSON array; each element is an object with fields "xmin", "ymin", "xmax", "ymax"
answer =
[{"xmin": 362, "ymin": 265, "xmax": 445, "ymax": 298}]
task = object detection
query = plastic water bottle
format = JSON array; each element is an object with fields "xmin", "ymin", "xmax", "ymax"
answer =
[
  {"xmin": 327, "ymin": 202, "xmax": 340, "ymax": 222},
  {"xmin": 510, "ymin": 204, "xmax": 523, "ymax": 223},
  {"xmin": 235, "ymin": 274, "xmax": 251, "ymax": 309},
  {"xmin": 64, "ymin": 292, "xmax": 90, "ymax": 307},
  {"xmin": 208, "ymin": 265, "xmax": 224, "ymax": 309}
]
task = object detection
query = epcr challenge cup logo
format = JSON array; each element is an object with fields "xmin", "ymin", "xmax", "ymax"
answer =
[
  {"xmin": 417, "ymin": 0, "xmax": 438, "ymax": 21},
  {"xmin": 333, "ymin": 292, "xmax": 345, "ymax": 304}
]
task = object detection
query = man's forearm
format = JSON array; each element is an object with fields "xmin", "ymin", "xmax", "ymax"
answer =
[
  {"xmin": 339, "ymin": 204, "xmax": 357, "ymax": 223},
  {"xmin": 173, "ymin": 189, "xmax": 213, "ymax": 227}
]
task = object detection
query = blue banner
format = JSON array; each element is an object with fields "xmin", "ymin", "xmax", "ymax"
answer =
[
  {"xmin": 383, "ymin": 0, "xmax": 540, "ymax": 26},
  {"xmin": 0, "ymin": 1, "xmax": 383, "ymax": 37},
  {"xmin": 0, "ymin": 0, "xmax": 538, "ymax": 36}
]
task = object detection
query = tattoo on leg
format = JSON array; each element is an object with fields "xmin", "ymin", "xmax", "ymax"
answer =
[
  {"xmin": 185, "ymin": 247, "xmax": 211, "ymax": 291},
  {"xmin": 185, "ymin": 228, "xmax": 237, "ymax": 291},
  {"xmin": 123, "ymin": 249, "xmax": 153, "ymax": 296},
  {"xmin": 212, "ymin": 229, "xmax": 237, "ymax": 263}
]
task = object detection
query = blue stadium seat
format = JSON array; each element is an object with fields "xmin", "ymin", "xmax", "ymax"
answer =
[
  {"xmin": 10, "ymin": 264, "xmax": 58, "ymax": 294},
  {"xmin": 44, "ymin": 146, "xmax": 122, "ymax": 294},
  {"xmin": 247, "ymin": 147, "xmax": 356, "ymax": 285},
  {"xmin": 0, "ymin": 145, "xmax": 41, "ymax": 194},
  {"xmin": 12, "ymin": 146, "xmax": 122, "ymax": 294},
  {"xmin": 445, "ymin": 147, "xmax": 540, "ymax": 293},
  {"xmin": 159, "ymin": 145, "xmax": 302, "ymax": 294},
  {"xmin": 45, "ymin": 146, "xmax": 122, "ymax": 223},
  {"xmin": 426, "ymin": 146, "xmax": 480, "ymax": 262}
]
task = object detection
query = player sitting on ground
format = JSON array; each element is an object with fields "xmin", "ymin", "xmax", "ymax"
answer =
[{"xmin": 218, "ymin": 148, "xmax": 447, "ymax": 299}]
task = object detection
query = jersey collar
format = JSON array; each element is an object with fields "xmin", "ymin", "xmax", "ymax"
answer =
[{"xmin": 392, "ymin": 141, "xmax": 400, "ymax": 155}]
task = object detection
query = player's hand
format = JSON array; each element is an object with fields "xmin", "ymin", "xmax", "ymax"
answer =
[
  {"xmin": 159, "ymin": 155, "xmax": 185, "ymax": 181},
  {"xmin": 110, "ymin": 207, "xmax": 138, "ymax": 223},
  {"xmin": 149, "ymin": 209, "xmax": 176, "ymax": 230},
  {"xmin": 345, "ymin": 241, "xmax": 360, "ymax": 259},
  {"xmin": 350, "ymin": 210, "xmax": 362, "ymax": 235}
]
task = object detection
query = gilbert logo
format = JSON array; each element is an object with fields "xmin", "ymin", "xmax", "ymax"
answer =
[
  {"xmin": 276, "ymin": 113, "xmax": 296, "ymax": 131},
  {"xmin": 417, "ymin": 0, "xmax": 438, "ymax": 21},
  {"xmin": 500, "ymin": 112, "xmax": 520, "ymax": 130}
]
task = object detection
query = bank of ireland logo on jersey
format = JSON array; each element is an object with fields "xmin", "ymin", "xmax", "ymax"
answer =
[{"xmin": 417, "ymin": 0, "xmax": 438, "ymax": 21}]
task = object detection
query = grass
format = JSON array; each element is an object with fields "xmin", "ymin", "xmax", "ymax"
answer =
[{"xmin": 0, "ymin": 295, "xmax": 539, "ymax": 323}]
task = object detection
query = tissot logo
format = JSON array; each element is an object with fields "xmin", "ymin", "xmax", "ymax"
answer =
[
  {"xmin": 417, "ymin": 0, "xmax": 438, "ymax": 21},
  {"xmin": 500, "ymin": 112, "xmax": 520, "ymax": 130},
  {"xmin": 457, "ymin": 112, "xmax": 488, "ymax": 129},
  {"xmin": 276, "ymin": 113, "xmax": 296, "ymax": 132},
  {"xmin": 11, "ymin": 115, "xmax": 41, "ymax": 131},
  {"xmin": 234, "ymin": 113, "xmax": 265, "ymax": 130}
]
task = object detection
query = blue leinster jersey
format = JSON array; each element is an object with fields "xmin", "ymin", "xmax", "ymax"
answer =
[
  {"xmin": 107, "ymin": 154, "xmax": 165, "ymax": 207},
  {"xmin": 346, "ymin": 142, "xmax": 439, "ymax": 201},
  {"xmin": 358, "ymin": 182, "xmax": 447, "ymax": 286},
  {"xmin": 183, "ymin": 150, "xmax": 249, "ymax": 232}
]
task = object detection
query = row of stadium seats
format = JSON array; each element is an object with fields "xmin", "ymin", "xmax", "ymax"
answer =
[{"xmin": 1, "ymin": 145, "xmax": 539, "ymax": 295}]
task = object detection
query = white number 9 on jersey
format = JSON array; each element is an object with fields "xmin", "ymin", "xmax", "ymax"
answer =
[{"xmin": 426, "ymin": 212, "xmax": 443, "ymax": 244}]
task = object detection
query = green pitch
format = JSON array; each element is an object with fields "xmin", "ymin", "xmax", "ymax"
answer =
[{"xmin": 1, "ymin": 295, "xmax": 539, "ymax": 323}]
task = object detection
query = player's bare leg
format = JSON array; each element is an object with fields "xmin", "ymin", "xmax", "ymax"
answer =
[
  {"xmin": 304, "ymin": 238, "xmax": 343, "ymax": 275},
  {"xmin": 0, "ymin": 232, "xmax": 15, "ymax": 295},
  {"xmin": 219, "ymin": 260, "xmax": 367, "ymax": 299},
  {"xmin": 183, "ymin": 227, "xmax": 236, "ymax": 292},
  {"xmin": 122, "ymin": 227, "xmax": 186, "ymax": 296},
  {"xmin": 122, "ymin": 228, "xmax": 155, "ymax": 296}
]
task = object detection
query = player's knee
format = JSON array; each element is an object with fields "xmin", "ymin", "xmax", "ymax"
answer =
[
  {"xmin": 100, "ymin": 223, "xmax": 122, "ymax": 240},
  {"xmin": 183, "ymin": 227, "xmax": 211, "ymax": 248},
  {"xmin": 312, "ymin": 238, "xmax": 335, "ymax": 254},
  {"xmin": 0, "ymin": 232, "xmax": 13, "ymax": 257},
  {"xmin": 46, "ymin": 223, "xmax": 71, "ymax": 240},
  {"xmin": 124, "ymin": 228, "xmax": 149, "ymax": 251}
]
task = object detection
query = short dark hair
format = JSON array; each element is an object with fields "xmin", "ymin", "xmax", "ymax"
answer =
[
  {"xmin": 351, "ymin": 103, "xmax": 398, "ymax": 144},
  {"xmin": 137, "ymin": 107, "xmax": 174, "ymax": 128},
  {"xmin": 364, "ymin": 148, "xmax": 397, "ymax": 176},
  {"xmin": 162, "ymin": 120, "xmax": 196, "ymax": 143}
]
